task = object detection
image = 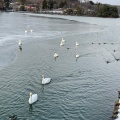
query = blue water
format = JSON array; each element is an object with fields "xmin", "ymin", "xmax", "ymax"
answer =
[{"xmin": 0, "ymin": 12, "xmax": 120, "ymax": 120}]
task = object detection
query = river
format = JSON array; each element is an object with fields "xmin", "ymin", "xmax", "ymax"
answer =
[{"xmin": 0, "ymin": 12, "xmax": 120, "ymax": 120}]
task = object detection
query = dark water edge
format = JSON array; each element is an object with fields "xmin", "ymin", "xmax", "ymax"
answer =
[{"xmin": 0, "ymin": 13, "xmax": 120, "ymax": 120}]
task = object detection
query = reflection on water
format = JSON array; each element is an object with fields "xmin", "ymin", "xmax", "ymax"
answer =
[{"xmin": 29, "ymin": 104, "xmax": 33, "ymax": 112}]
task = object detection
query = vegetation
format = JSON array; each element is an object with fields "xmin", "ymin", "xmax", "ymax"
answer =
[
  {"xmin": 42, "ymin": 0, "xmax": 47, "ymax": 9},
  {"xmin": 42, "ymin": 0, "xmax": 56, "ymax": 10},
  {"xmin": 64, "ymin": 8, "xmax": 73, "ymax": 15},
  {"xmin": 0, "ymin": 0, "xmax": 4, "ymax": 10},
  {"xmin": 1, "ymin": 0, "xmax": 119, "ymax": 18},
  {"xmin": 59, "ymin": 0, "xmax": 67, "ymax": 8},
  {"xmin": 48, "ymin": 0, "xmax": 55, "ymax": 10},
  {"xmin": 19, "ymin": 0, "xmax": 26, "ymax": 5},
  {"xmin": 4, "ymin": 0, "xmax": 11, "ymax": 9},
  {"xmin": 97, "ymin": 4, "xmax": 119, "ymax": 18},
  {"xmin": 19, "ymin": 5, "xmax": 25, "ymax": 11},
  {"xmin": 76, "ymin": 7, "xmax": 83, "ymax": 15}
]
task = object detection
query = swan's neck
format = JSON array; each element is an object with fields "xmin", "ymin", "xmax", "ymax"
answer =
[
  {"xmin": 30, "ymin": 95, "xmax": 32, "ymax": 103},
  {"xmin": 42, "ymin": 76, "xmax": 45, "ymax": 81}
]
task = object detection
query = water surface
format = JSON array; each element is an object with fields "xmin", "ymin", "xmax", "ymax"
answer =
[{"xmin": 0, "ymin": 12, "xmax": 120, "ymax": 120}]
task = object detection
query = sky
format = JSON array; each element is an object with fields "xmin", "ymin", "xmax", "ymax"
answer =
[{"xmin": 91, "ymin": 0, "xmax": 120, "ymax": 5}]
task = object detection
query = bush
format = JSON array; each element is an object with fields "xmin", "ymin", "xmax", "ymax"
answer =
[
  {"xmin": 19, "ymin": 5, "xmax": 25, "ymax": 11},
  {"xmin": 97, "ymin": 4, "xmax": 119, "ymax": 18},
  {"xmin": 65, "ymin": 8, "xmax": 73, "ymax": 15},
  {"xmin": 76, "ymin": 7, "xmax": 83, "ymax": 15}
]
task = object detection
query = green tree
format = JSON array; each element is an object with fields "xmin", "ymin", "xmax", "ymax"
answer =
[
  {"xmin": 76, "ymin": 7, "xmax": 83, "ymax": 15},
  {"xmin": 97, "ymin": 4, "xmax": 119, "ymax": 18},
  {"xmin": 4, "ymin": 0, "xmax": 11, "ymax": 10},
  {"xmin": 48, "ymin": 0, "xmax": 54, "ymax": 10},
  {"xmin": 59, "ymin": 1, "xmax": 64, "ymax": 8},
  {"xmin": 42, "ymin": 0, "xmax": 47, "ymax": 9},
  {"xmin": 19, "ymin": 5, "xmax": 25, "ymax": 11}
]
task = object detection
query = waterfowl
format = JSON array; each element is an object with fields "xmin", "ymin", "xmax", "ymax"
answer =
[
  {"xmin": 18, "ymin": 40, "xmax": 22, "ymax": 47},
  {"xmin": 30, "ymin": 29, "xmax": 33, "ymax": 33},
  {"xmin": 54, "ymin": 52, "xmax": 58, "ymax": 58},
  {"xmin": 25, "ymin": 30, "xmax": 27, "ymax": 33},
  {"xmin": 28, "ymin": 92, "xmax": 38, "ymax": 104},
  {"xmin": 42, "ymin": 75, "xmax": 51, "ymax": 84},
  {"xmin": 60, "ymin": 41, "xmax": 64, "ymax": 46},
  {"xmin": 76, "ymin": 41, "xmax": 79, "ymax": 47},
  {"xmin": 61, "ymin": 38, "xmax": 65, "ymax": 43},
  {"xmin": 76, "ymin": 53, "xmax": 80, "ymax": 58}
]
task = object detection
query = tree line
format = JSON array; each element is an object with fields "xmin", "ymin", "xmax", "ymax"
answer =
[
  {"xmin": 96, "ymin": 4, "xmax": 119, "ymax": 18},
  {"xmin": 0, "ymin": 0, "xmax": 119, "ymax": 18}
]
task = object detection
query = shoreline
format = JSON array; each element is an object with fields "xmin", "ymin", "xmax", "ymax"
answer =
[{"xmin": 20, "ymin": 12, "xmax": 117, "ymax": 27}]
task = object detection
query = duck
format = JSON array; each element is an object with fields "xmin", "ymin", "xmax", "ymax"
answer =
[
  {"xmin": 76, "ymin": 53, "xmax": 80, "ymax": 58},
  {"xmin": 42, "ymin": 75, "xmax": 51, "ymax": 84},
  {"xmin": 28, "ymin": 92, "xmax": 38, "ymax": 105},
  {"xmin": 54, "ymin": 52, "xmax": 58, "ymax": 58}
]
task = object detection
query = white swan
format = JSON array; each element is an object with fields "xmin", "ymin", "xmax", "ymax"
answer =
[
  {"xmin": 54, "ymin": 52, "xmax": 58, "ymax": 58},
  {"xmin": 76, "ymin": 53, "xmax": 80, "ymax": 58},
  {"xmin": 30, "ymin": 29, "xmax": 33, "ymax": 33},
  {"xmin": 76, "ymin": 41, "xmax": 79, "ymax": 47},
  {"xmin": 29, "ymin": 92, "xmax": 38, "ymax": 104},
  {"xmin": 60, "ymin": 38, "xmax": 65, "ymax": 46},
  {"xmin": 61, "ymin": 38, "xmax": 65, "ymax": 43},
  {"xmin": 25, "ymin": 30, "xmax": 27, "ymax": 33},
  {"xmin": 42, "ymin": 75, "xmax": 51, "ymax": 84},
  {"xmin": 18, "ymin": 40, "xmax": 22, "ymax": 47},
  {"xmin": 60, "ymin": 41, "xmax": 64, "ymax": 46}
]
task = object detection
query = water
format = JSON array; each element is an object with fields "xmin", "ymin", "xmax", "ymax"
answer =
[{"xmin": 0, "ymin": 12, "xmax": 120, "ymax": 120}]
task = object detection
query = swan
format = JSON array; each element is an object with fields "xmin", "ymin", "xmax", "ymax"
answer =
[
  {"xmin": 61, "ymin": 38, "xmax": 65, "ymax": 43},
  {"xmin": 29, "ymin": 92, "xmax": 38, "ymax": 104},
  {"xmin": 30, "ymin": 29, "xmax": 33, "ymax": 33},
  {"xmin": 42, "ymin": 75, "xmax": 51, "ymax": 84},
  {"xmin": 60, "ymin": 41, "xmax": 64, "ymax": 46},
  {"xmin": 25, "ymin": 30, "xmax": 27, "ymax": 33},
  {"xmin": 60, "ymin": 38, "xmax": 65, "ymax": 46},
  {"xmin": 18, "ymin": 40, "xmax": 22, "ymax": 47},
  {"xmin": 76, "ymin": 41, "xmax": 79, "ymax": 47},
  {"xmin": 76, "ymin": 53, "xmax": 80, "ymax": 58},
  {"xmin": 54, "ymin": 52, "xmax": 58, "ymax": 58}
]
